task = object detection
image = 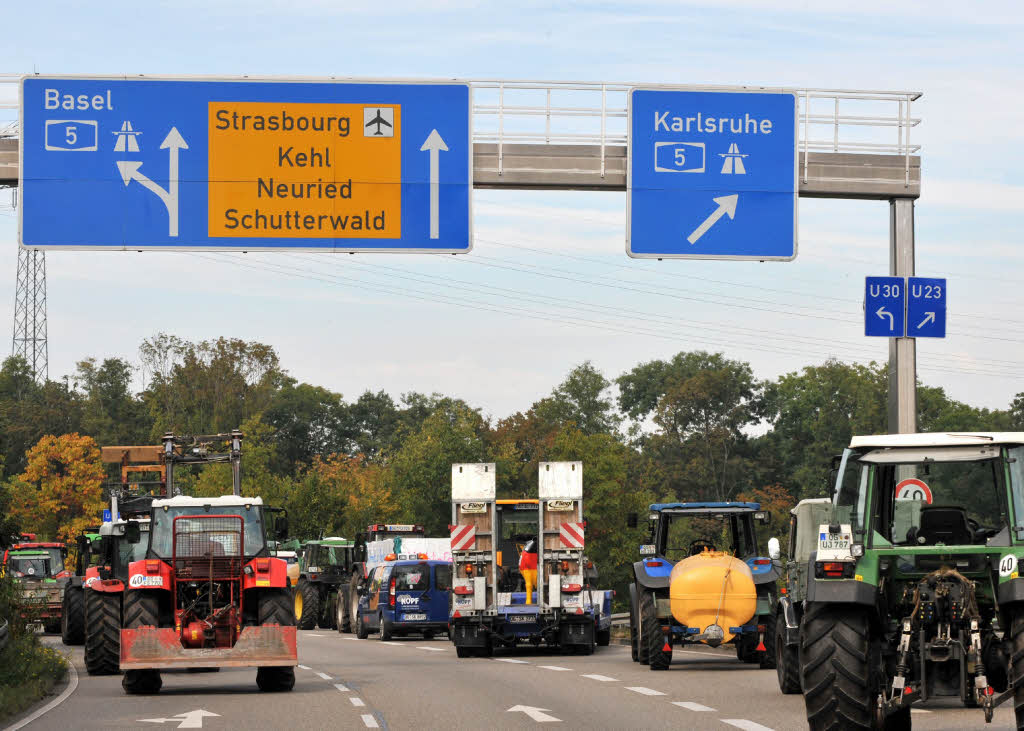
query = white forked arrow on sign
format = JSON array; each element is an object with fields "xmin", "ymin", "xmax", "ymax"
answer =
[
  {"xmin": 116, "ymin": 127, "xmax": 188, "ymax": 237},
  {"xmin": 139, "ymin": 709, "xmax": 219, "ymax": 728},
  {"xmin": 687, "ymin": 194, "xmax": 738, "ymax": 244},
  {"xmin": 917, "ymin": 312, "xmax": 936, "ymax": 329},
  {"xmin": 420, "ymin": 129, "xmax": 448, "ymax": 240},
  {"xmin": 507, "ymin": 705, "xmax": 561, "ymax": 723},
  {"xmin": 876, "ymin": 307, "xmax": 894, "ymax": 330}
]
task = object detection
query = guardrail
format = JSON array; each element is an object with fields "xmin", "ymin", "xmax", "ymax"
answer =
[
  {"xmin": 0, "ymin": 618, "xmax": 9, "ymax": 654},
  {"xmin": 610, "ymin": 612, "xmax": 629, "ymax": 626}
]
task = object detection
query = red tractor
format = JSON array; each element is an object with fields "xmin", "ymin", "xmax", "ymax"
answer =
[{"xmin": 117, "ymin": 432, "xmax": 296, "ymax": 694}]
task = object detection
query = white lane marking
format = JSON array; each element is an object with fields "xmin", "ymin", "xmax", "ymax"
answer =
[
  {"xmin": 497, "ymin": 658, "xmax": 530, "ymax": 664},
  {"xmin": 334, "ymin": 683, "xmax": 350, "ymax": 692},
  {"xmin": 344, "ymin": 637, "xmax": 361, "ymax": 641},
  {"xmin": 361, "ymin": 714, "xmax": 380, "ymax": 728},
  {"xmin": 626, "ymin": 686, "xmax": 665, "ymax": 696},
  {"xmin": 672, "ymin": 701, "xmax": 715, "ymax": 712},
  {"xmin": 307, "ymin": 633, "xmax": 324, "ymax": 637},
  {"xmin": 507, "ymin": 705, "xmax": 562, "ymax": 723},
  {"xmin": 138, "ymin": 710, "xmax": 219, "ymax": 728},
  {"xmin": 5, "ymin": 659, "xmax": 79, "ymax": 731},
  {"xmin": 350, "ymin": 697, "xmax": 366, "ymax": 707},
  {"xmin": 581, "ymin": 674, "xmax": 618, "ymax": 682},
  {"xmin": 316, "ymin": 671, "xmax": 332, "ymax": 680},
  {"xmin": 382, "ymin": 641, "xmax": 405, "ymax": 646},
  {"xmin": 539, "ymin": 665, "xmax": 571, "ymax": 671},
  {"xmin": 298, "ymin": 664, "xmax": 311, "ymax": 670},
  {"xmin": 417, "ymin": 646, "xmax": 446, "ymax": 652},
  {"xmin": 722, "ymin": 720, "xmax": 774, "ymax": 731},
  {"xmin": 911, "ymin": 709, "xmax": 931, "ymax": 714}
]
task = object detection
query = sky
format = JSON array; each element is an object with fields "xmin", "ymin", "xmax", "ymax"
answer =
[{"xmin": 0, "ymin": 1, "xmax": 1022, "ymax": 422}]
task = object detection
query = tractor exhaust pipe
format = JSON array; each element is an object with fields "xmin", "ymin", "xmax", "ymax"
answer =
[{"xmin": 230, "ymin": 431, "xmax": 243, "ymax": 496}]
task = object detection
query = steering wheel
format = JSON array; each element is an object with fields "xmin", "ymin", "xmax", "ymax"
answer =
[{"xmin": 688, "ymin": 538, "xmax": 717, "ymax": 556}]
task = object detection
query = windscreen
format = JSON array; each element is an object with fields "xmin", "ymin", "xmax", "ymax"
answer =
[
  {"xmin": 392, "ymin": 563, "xmax": 430, "ymax": 591},
  {"xmin": 8, "ymin": 556, "xmax": 52, "ymax": 577},
  {"xmin": 662, "ymin": 513, "xmax": 756, "ymax": 559},
  {"xmin": 149, "ymin": 506, "xmax": 265, "ymax": 558},
  {"xmin": 435, "ymin": 564, "xmax": 452, "ymax": 591},
  {"xmin": 118, "ymin": 524, "xmax": 151, "ymax": 566}
]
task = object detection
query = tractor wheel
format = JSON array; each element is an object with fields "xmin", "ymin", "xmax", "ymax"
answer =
[
  {"xmin": 84, "ymin": 590, "xmax": 121, "ymax": 676},
  {"xmin": 62, "ymin": 587, "xmax": 85, "ymax": 645},
  {"xmin": 44, "ymin": 619, "xmax": 61, "ymax": 635},
  {"xmin": 348, "ymin": 575, "xmax": 362, "ymax": 633},
  {"xmin": 800, "ymin": 604, "xmax": 875, "ymax": 731},
  {"xmin": 123, "ymin": 590, "xmax": 160, "ymax": 629},
  {"xmin": 641, "ymin": 591, "xmax": 671, "ymax": 670},
  {"xmin": 775, "ymin": 612, "xmax": 801, "ymax": 694},
  {"xmin": 629, "ymin": 586, "xmax": 639, "ymax": 661},
  {"xmin": 455, "ymin": 645, "xmax": 473, "ymax": 658},
  {"xmin": 122, "ymin": 669, "xmax": 162, "ymax": 694},
  {"xmin": 1010, "ymin": 609, "xmax": 1024, "ymax": 730},
  {"xmin": 259, "ymin": 589, "xmax": 295, "ymax": 627},
  {"xmin": 295, "ymin": 579, "xmax": 318, "ymax": 630},
  {"xmin": 356, "ymin": 610, "xmax": 369, "ymax": 640},
  {"xmin": 257, "ymin": 666, "xmax": 295, "ymax": 692},
  {"xmin": 597, "ymin": 627, "xmax": 611, "ymax": 647},
  {"xmin": 636, "ymin": 590, "xmax": 651, "ymax": 665},
  {"xmin": 760, "ymin": 614, "xmax": 777, "ymax": 670},
  {"xmin": 319, "ymin": 591, "xmax": 336, "ymax": 630},
  {"xmin": 336, "ymin": 586, "xmax": 352, "ymax": 633},
  {"xmin": 736, "ymin": 634, "xmax": 759, "ymax": 663}
]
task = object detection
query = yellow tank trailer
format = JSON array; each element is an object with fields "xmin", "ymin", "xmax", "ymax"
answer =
[{"xmin": 668, "ymin": 550, "xmax": 757, "ymax": 646}]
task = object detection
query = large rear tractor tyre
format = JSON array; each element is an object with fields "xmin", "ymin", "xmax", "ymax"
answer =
[
  {"xmin": 84, "ymin": 590, "xmax": 121, "ymax": 676},
  {"xmin": 260, "ymin": 589, "xmax": 295, "ymax": 627},
  {"xmin": 759, "ymin": 614, "xmax": 777, "ymax": 670},
  {"xmin": 257, "ymin": 666, "xmax": 295, "ymax": 692},
  {"xmin": 641, "ymin": 591, "xmax": 671, "ymax": 670},
  {"xmin": 636, "ymin": 590, "xmax": 651, "ymax": 665},
  {"xmin": 1009, "ymin": 609, "xmax": 1024, "ymax": 730},
  {"xmin": 123, "ymin": 590, "xmax": 160, "ymax": 629},
  {"xmin": 348, "ymin": 575, "xmax": 362, "ymax": 634},
  {"xmin": 62, "ymin": 587, "xmax": 85, "ymax": 645},
  {"xmin": 775, "ymin": 613, "xmax": 801, "ymax": 694},
  {"xmin": 800, "ymin": 604, "xmax": 875, "ymax": 731},
  {"xmin": 295, "ymin": 579, "xmax": 319, "ymax": 630},
  {"xmin": 122, "ymin": 669, "xmax": 162, "ymax": 694},
  {"xmin": 336, "ymin": 586, "xmax": 352, "ymax": 633}
]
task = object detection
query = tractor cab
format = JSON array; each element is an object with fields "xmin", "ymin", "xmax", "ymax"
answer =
[
  {"xmin": 3, "ymin": 541, "xmax": 69, "ymax": 579},
  {"xmin": 6, "ymin": 549, "xmax": 55, "ymax": 579}
]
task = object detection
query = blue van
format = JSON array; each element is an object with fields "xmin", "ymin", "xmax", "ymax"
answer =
[{"xmin": 356, "ymin": 559, "xmax": 451, "ymax": 640}]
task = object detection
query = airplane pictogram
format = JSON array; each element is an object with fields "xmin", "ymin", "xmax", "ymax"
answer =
[{"xmin": 363, "ymin": 107, "xmax": 394, "ymax": 137}]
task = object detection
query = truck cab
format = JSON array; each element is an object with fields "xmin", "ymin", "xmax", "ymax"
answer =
[{"xmin": 356, "ymin": 558, "xmax": 452, "ymax": 640}]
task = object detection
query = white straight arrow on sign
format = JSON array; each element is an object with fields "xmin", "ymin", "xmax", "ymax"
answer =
[
  {"xmin": 420, "ymin": 129, "xmax": 448, "ymax": 239},
  {"xmin": 139, "ymin": 709, "xmax": 219, "ymax": 728},
  {"xmin": 507, "ymin": 705, "xmax": 561, "ymax": 723}
]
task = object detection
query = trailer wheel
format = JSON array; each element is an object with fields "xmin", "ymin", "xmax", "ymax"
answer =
[
  {"xmin": 84, "ymin": 590, "xmax": 121, "ymax": 676},
  {"xmin": 295, "ymin": 578, "xmax": 318, "ymax": 630},
  {"xmin": 636, "ymin": 589, "xmax": 651, "ymax": 664},
  {"xmin": 62, "ymin": 587, "xmax": 85, "ymax": 645},
  {"xmin": 122, "ymin": 669, "xmax": 162, "ymax": 694},
  {"xmin": 800, "ymin": 604, "xmax": 875, "ymax": 731},
  {"xmin": 257, "ymin": 666, "xmax": 295, "ymax": 692},
  {"xmin": 775, "ymin": 611, "xmax": 801, "ymax": 694},
  {"xmin": 641, "ymin": 591, "xmax": 671, "ymax": 670},
  {"xmin": 759, "ymin": 614, "xmax": 777, "ymax": 669}
]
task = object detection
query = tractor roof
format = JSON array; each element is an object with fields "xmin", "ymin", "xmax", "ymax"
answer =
[
  {"xmin": 8, "ymin": 549, "xmax": 50, "ymax": 557},
  {"xmin": 849, "ymin": 433, "xmax": 1024, "ymax": 449},
  {"xmin": 649, "ymin": 501, "xmax": 761, "ymax": 513},
  {"xmin": 306, "ymin": 537, "xmax": 352, "ymax": 546},
  {"xmin": 152, "ymin": 495, "xmax": 265, "ymax": 508}
]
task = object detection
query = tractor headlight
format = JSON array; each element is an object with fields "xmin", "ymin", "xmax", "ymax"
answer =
[
  {"xmin": 851, "ymin": 544, "xmax": 864, "ymax": 557},
  {"xmin": 243, "ymin": 565, "xmax": 254, "ymax": 576}
]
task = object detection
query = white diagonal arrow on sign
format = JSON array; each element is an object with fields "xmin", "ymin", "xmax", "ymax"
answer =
[
  {"xmin": 508, "ymin": 705, "xmax": 561, "ymax": 723},
  {"xmin": 420, "ymin": 129, "xmax": 448, "ymax": 240},
  {"xmin": 917, "ymin": 312, "xmax": 935, "ymax": 329},
  {"xmin": 876, "ymin": 307, "xmax": 894, "ymax": 330},
  {"xmin": 139, "ymin": 709, "xmax": 219, "ymax": 728},
  {"xmin": 116, "ymin": 127, "xmax": 188, "ymax": 237},
  {"xmin": 687, "ymin": 194, "xmax": 738, "ymax": 244}
]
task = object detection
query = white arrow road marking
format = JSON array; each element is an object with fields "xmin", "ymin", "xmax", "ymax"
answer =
[
  {"xmin": 507, "ymin": 705, "xmax": 561, "ymax": 723},
  {"xmin": 580, "ymin": 674, "xmax": 618, "ymax": 682},
  {"xmin": 138, "ymin": 710, "xmax": 219, "ymax": 729},
  {"xmin": 876, "ymin": 307, "xmax": 894, "ymax": 330},
  {"xmin": 672, "ymin": 701, "xmax": 715, "ymax": 711},
  {"xmin": 687, "ymin": 194, "xmax": 738, "ymax": 244},
  {"xmin": 722, "ymin": 720, "xmax": 775, "ymax": 731},
  {"xmin": 116, "ymin": 127, "xmax": 188, "ymax": 236},
  {"xmin": 917, "ymin": 312, "xmax": 936, "ymax": 329},
  {"xmin": 626, "ymin": 686, "xmax": 665, "ymax": 696},
  {"xmin": 420, "ymin": 129, "xmax": 448, "ymax": 240}
]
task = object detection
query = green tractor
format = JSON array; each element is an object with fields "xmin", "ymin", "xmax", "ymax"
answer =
[
  {"xmin": 786, "ymin": 432, "xmax": 1024, "ymax": 729},
  {"xmin": 293, "ymin": 538, "xmax": 355, "ymax": 631}
]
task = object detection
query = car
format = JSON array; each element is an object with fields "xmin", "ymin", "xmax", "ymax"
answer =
[{"xmin": 356, "ymin": 558, "xmax": 451, "ymax": 640}]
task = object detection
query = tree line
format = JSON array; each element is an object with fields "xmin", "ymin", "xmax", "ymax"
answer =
[{"xmin": 1, "ymin": 334, "xmax": 1019, "ymax": 602}]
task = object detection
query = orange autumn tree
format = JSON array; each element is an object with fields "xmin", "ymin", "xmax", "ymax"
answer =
[
  {"xmin": 12, "ymin": 433, "xmax": 106, "ymax": 544},
  {"xmin": 736, "ymin": 483, "xmax": 796, "ymax": 535},
  {"xmin": 289, "ymin": 454, "xmax": 399, "ymax": 539}
]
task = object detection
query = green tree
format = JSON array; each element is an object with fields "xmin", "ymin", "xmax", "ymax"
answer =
[
  {"xmin": 264, "ymin": 380, "xmax": 346, "ymax": 472},
  {"xmin": 533, "ymin": 362, "xmax": 621, "ymax": 436},
  {"xmin": 75, "ymin": 358, "xmax": 151, "ymax": 446}
]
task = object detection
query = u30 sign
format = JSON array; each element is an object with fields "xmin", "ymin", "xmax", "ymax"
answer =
[{"xmin": 19, "ymin": 76, "xmax": 472, "ymax": 252}]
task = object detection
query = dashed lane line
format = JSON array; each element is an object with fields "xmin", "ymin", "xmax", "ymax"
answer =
[
  {"xmin": 307, "ymin": 633, "xmax": 325, "ymax": 637},
  {"xmin": 626, "ymin": 687, "xmax": 665, "ymax": 696},
  {"xmin": 417, "ymin": 646, "xmax": 447, "ymax": 652},
  {"xmin": 722, "ymin": 720, "xmax": 774, "ymax": 731},
  {"xmin": 361, "ymin": 714, "xmax": 380, "ymax": 728},
  {"xmin": 335, "ymin": 683, "xmax": 350, "ymax": 692},
  {"xmin": 298, "ymin": 664, "xmax": 311, "ymax": 670},
  {"xmin": 672, "ymin": 701, "xmax": 715, "ymax": 712},
  {"xmin": 496, "ymin": 658, "xmax": 530, "ymax": 664},
  {"xmin": 580, "ymin": 674, "xmax": 618, "ymax": 682},
  {"xmin": 351, "ymin": 698, "xmax": 367, "ymax": 707},
  {"xmin": 316, "ymin": 672, "xmax": 333, "ymax": 680},
  {"xmin": 344, "ymin": 637, "xmax": 361, "ymax": 641},
  {"xmin": 911, "ymin": 709, "xmax": 931, "ymax": 714},
  {"xmin": 539, "ymin": 665, "xmax": 571, "ymax": 671}
]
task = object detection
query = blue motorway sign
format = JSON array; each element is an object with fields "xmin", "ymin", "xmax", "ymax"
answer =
[
  {"xmin": 19, "ymin": 76, "xmax": 472, "ymax": 251},
  {"xmin": 627, "ymin": 88, "xmax": 798, "ymax": 260},
  {"xmin": 865, "ymin": 276, "xmax": 906, "ymax": 337},
  {"xmin": 907, "ymin": 277, "xmax": 947, "ymax": 338}
]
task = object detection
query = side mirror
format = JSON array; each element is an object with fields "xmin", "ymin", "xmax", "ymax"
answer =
[
  {"xmin": 767, "ymin": 537, "xmax": 781, "ymax": 561},
  {"xmin": 124, "ymin": 522, "xmax": 142, "ymax": 544},
  {"xmin": 275, "ymin": 515, "xmax": 289, "ymax": 540},
  {"xmin": 626, "ymin": 513, "xmax": 638, "ymax": 529}
]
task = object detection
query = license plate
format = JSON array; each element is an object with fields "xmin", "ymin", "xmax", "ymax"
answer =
[
  {"xmin": 510, "ymin": 615, "xmax": 534, "ymax": 624},
  {"xmin": 403, "ymin": 613, "xmax": 426, "ymax": 621},
  {"xmin": 819, "ymin": 539, "xmax": 850, "ymax": 551}
]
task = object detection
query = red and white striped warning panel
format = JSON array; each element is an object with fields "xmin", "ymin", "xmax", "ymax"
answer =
[
  {"xmin": 450, "ymin": 524, "xmax": 476, "ymax": 551},
  {"xmin": 559, "ymin": 522, "xmax": 585, "ymax": 549}
]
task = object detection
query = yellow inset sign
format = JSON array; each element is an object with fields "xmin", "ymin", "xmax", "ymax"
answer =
[{"xmin": 207, "ymin": 102, "xmax": 401, "ymax": 239}]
